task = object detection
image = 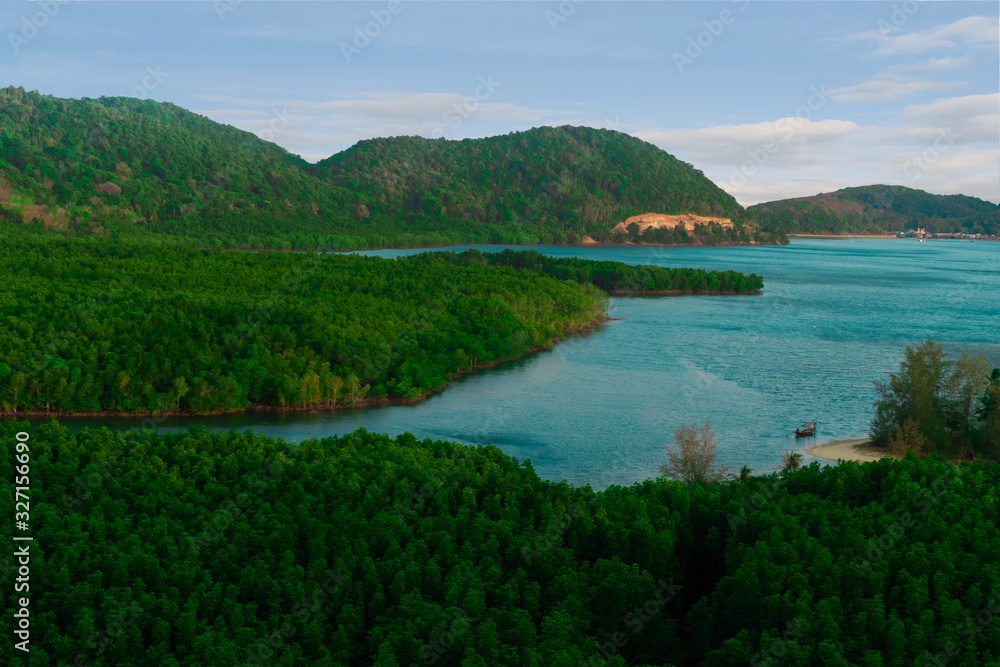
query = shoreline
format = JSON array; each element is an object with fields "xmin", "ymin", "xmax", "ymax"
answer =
[
  {"xmin": 213, "ymin": 239, "xmax": 789, "ymax": 253},
  {"xmin": 607, "ymin": 289, "xmax": 761, "ymax": 296},
  {"xmin": 788, "ymin": 234, "xmax": 894, "ymax": 239},
  {"xmin": 788, "ymin": 234, "xmax": 999, "ymax": 242},
  {"xmin": 808, "ymin": 438, "xmax": 899, "ymax": 463},
  {"xmin": 2, "ymin": 315, "xmax": 615, "ymax": 421}
]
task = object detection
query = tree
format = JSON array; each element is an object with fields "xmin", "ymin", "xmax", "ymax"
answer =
[
  {"xmin": 977, "ymin": 369, "xmax": 1000, "ymax": 428},
  {"xmin": 871, "ymin": 341, "xmax": 950, "ymax": 448},
  {"xmin": 946, "ymin": 353, "xmax": 990, "ymax": 436},
  {"xmin": 323, "ymin": 374, "xmax": 343, "ymax": 406},
  {"xmin": 373, "ymin": 640, "xmax": 399, "ymax": 667},
  {"xmin": 973, "ymin": 368, "xmax": 1000, "ymax": 457},
  {"xmin": 886, "ymin": 419, "xmax": 927, "ymax": 457},
  {"xmin": 733, "ymin": 465, "xmax": 753, "ymax": 486},
  {"xmin": 872, "ymin": 342, "xmax": 997, "ymax": 457},
  {"xmin": 172, "ymin": 377, "xmax": 189, "ymax": 410},
  {"xmin": 660, "ymin": 422, "xmax": 730, "ymax": 487},
  {"xmin": 780, "ymin": 452, "xmax": 803, "ymax": 474},
  {"xmin": 345, "ymin": 374, "xmax": 363, "ymax": 406}
]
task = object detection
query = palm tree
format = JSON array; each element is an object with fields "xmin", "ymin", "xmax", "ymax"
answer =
[
  {"xmin": 781, "ymin": 451, "xmax": 803, "ymax": 474},
  {"xmin": 732, "ymin": 465, "xmax": 752, "ymax": 486}
]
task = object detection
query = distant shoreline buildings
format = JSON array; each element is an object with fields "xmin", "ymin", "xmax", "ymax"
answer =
[{"xmin": 897, "ymin": 228, "xmax": 998, "ymax": 241}]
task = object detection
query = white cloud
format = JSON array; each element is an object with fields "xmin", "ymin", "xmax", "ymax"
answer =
[
  {"xmin": 893, "ymin": 146, "xmax": 1000, "ymax": 199},
  {"xmin": 904, "ymin": 92, "xmax": 998, "ymax": 123},
  {"xmin": 903, "ymin": 93, "xmax": 1000, "ymax": 144},
  {"xmin": 191, "ymin": 108, "xmax": 273, "ymax": 119},
  {"xmin": 632, "ymin": 102, "xmax": 999, "ymax": 206},
  {"xmin": 636, "ymin": 118, "xmax": 858, "ymax": 168},
  {"xmin": 193, "ymin": 94, "xmax": 273, "ymax": 107},
  {"xmin": 301, "ymin": 93, "xmax": 550, "ymax": 126},
  {"xmin": 197, "ymin": 91, "xmax": 562, "ymax": 162},
  {"xmin": 206, "ymin": 91, "xmax": 553, "ymax": 130},
  {"xmin": 840, "ymin": 16, "xmax": 999, "ymax": 56},
  {"xmin": 829, "ymin": 78, "xmax": 963, "ymax": 103},
  {"xmin": 893, "ymin": 57, "xmax": 970, "ymax": 73},
  {"xmin": 718, "ymin": 144, "xmax": 1000, "ymax": 206},
  {"xmin": 877, "ymin": 15, "xmax": 998, "ymax": 56},
  {"xmin": 827, "ymin": 56, "xmax": 975, "ymax": 104}
]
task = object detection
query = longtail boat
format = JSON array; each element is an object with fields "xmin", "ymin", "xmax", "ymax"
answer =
[{"xmin": 794, "ymin": 422, "xmax": 816, "ymax": 438}]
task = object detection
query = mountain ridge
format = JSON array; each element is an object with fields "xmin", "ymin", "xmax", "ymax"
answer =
[{"xmin": 0, "ymin": 87, "xmax": 786, "ymax": 248}]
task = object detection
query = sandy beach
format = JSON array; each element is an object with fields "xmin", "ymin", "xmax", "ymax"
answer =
[{"xmin": 808, "ymin": 438, "xmax": 899, "ymax": 463}]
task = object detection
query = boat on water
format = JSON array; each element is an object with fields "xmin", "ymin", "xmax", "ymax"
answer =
[{"xmin": 795, "ymin": 422, "xmax": 817, "ymax": 438}]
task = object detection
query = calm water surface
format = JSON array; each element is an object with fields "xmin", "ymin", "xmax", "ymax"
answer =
[{"xmin": 45, "ymin": 239, "xmax": 1000, "ymax": 489}]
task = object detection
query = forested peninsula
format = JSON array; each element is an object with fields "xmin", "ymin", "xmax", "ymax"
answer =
[
  {"xmin": 0, "ymin": 240, "xmax": 762, "ymax": 416},
  {"xmin": 1, "ymin": 420, "xmax": 998, "ymax": 666},
  {"xmin": 0, "ymin": 87, "xmax": 787, "ymax": 249}
]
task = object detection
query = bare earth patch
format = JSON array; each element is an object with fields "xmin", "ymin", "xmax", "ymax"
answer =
[{"xmin": 610, "ymin": 212, "xmax": 733, "ymax": 236}]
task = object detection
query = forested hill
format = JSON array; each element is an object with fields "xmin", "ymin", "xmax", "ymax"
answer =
[
  {"xmin": 0, "ymin": 87, "xmax": 355, "ymax": 238},
  {"xmin": 751, "ymin": 185, "xmax": 1000, "ymax": 236},
  {"xmin": 308, "ymin": 125, "xmax": 785, "ymax": 245},
  {"xmin": 0, "ymin": 87, "xmax": 785, "ymax": 248}
]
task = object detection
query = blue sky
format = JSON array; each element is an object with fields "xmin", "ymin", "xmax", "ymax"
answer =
[{"xmin": 2, "ymin": 1, "xmax": 997, "ymax": 205}]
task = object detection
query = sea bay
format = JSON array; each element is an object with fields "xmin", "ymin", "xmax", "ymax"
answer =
[{"xmin": 47, "ymin": 238, "xmax": 999, "ymax": 489}]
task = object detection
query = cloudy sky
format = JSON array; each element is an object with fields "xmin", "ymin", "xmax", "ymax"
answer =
[{"xmin": 3, "ymin": 1, "xmax": 997, "ymax": 205}]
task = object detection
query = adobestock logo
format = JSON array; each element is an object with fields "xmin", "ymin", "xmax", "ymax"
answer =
[
  {"xmin": 129, "ymin": 65, "xmax": 168, "ymax": 100},
  {"xmin": 257, "ymin": 107, "xmax": 295, "ymax": 143},
  {"xmin": 545, "ymin": 0, "xmax": 587, "ymax": 32},
  {"xmin": 673, "ymin": 0, "xmax": 751, "ymax": 73},
  {"xmin": 215, "ymin": 0, "xmax": 243, "ymax": 21},
  {"xmin": 902, "ymin": 128, "xmax": 957, "ymax": 182},
  {"xmin": 341, "ymin": 0, "xmax": 409, "ymax": 63},
  {"xmin": 8, "ymin": 0, "xmax": 75, "ymax": 55},
  {"xmin": 877, "ymin": 0, "xmax": 928, "ymax": 38},
  {"xmin": 430, "ymin": 75, "xmax": 501, "ymax": 138},
  {"xmin": 730, "ymin": 85, "xmax": 829, "ymax": 187}
]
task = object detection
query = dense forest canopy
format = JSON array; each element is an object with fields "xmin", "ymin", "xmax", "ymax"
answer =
[
  {"xmin": 0, "ymin": 87, "xmax": 786, "ymax": 249},
  {"xmin": 435, "ymin": 249, "xmax": 764, "ymax": 294},
  {"xmin": 0, "ymin": 239, "xmax": 762, "ymax": 415},
  {"xmin": 751, "ymin": 185, "xmax": 1000, "ymax": 236},
  {"xmin": 1, "ymin": 420, "xmax": 998, "ymax": 666}
]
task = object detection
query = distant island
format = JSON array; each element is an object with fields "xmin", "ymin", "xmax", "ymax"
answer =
[
  {"xmin": 0, "ymin": 86, "xmax": 787, "ymax": 250},
  {"xmin": 752, "ymin": 184, "xmax": 999, "ymax": 238}
]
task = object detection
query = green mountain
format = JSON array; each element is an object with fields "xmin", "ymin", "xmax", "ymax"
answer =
[
  {"xmin": 309, "ymin": 126, "xmax": 785, "ymax": 245},
  {"xmin": 0, "ymin": 87, "xmax": 785, "ymax": 248},
  {"xmin": 0, "ymin": 87, "xmax": 355, "ymax": 243},
  {"xmin": 752, "ymin": 185, "xmax": 1000, "ymax": 236}
]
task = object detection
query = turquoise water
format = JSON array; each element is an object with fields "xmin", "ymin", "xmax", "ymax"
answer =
[{"xmin": 42, "ymin": 239, "xmax": 999, "ymax": 489}]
